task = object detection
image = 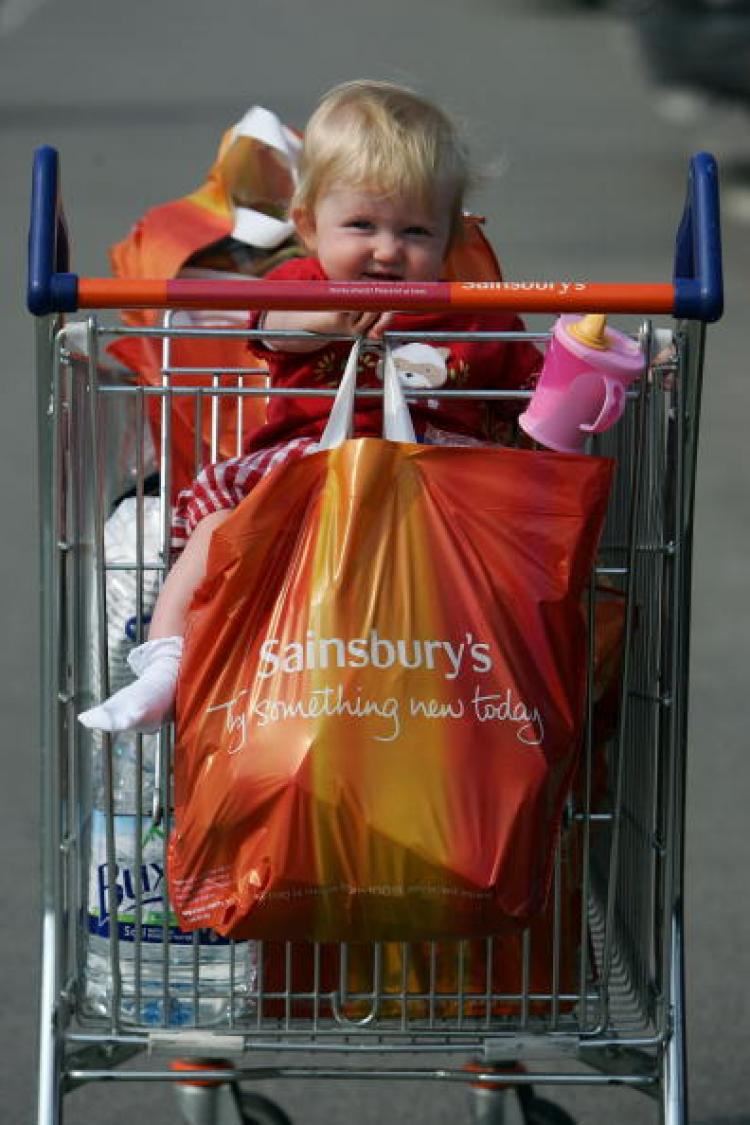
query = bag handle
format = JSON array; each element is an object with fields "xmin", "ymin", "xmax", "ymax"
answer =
[{"xmin": 318, "ymin": 342, "xmax": 417, "ymax": 450}]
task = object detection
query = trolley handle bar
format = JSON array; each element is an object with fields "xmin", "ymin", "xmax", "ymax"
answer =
[{"xmin": 27, "ymin": 146, "xmax": 722, "ymax": 322}]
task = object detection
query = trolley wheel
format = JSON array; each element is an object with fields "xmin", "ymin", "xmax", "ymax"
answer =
[
  {"xmin": 516, "ymin": 1089, "xmax": 576, "ymax": 1125},
  {"xmin": 238, "ymin": 1091, "xmax": 294, "ymax": 1125}
]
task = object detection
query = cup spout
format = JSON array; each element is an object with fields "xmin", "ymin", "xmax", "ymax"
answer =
[{"xmin": 567, "ymin": 313, "xmax": 609, "ymax": 350}]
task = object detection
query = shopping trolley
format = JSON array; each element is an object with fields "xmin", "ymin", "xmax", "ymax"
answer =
[{"xmin": 28, "ymin": 148, "xmax": 722, "ymax": 1125}]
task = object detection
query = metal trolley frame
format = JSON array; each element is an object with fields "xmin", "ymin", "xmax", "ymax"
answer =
[{"xmin": 28, "ymin": 150, "xmax": 722, "ymax": 1125}]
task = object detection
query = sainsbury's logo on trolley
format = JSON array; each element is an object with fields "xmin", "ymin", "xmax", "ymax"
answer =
[{"xmin": 459, "ymin": 280, "xmax": 587, "ymax": 294}]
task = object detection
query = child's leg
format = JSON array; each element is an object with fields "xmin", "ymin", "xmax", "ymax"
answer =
[
  {"xmin": 79, "ymin": 510, "xmax": 231, "ymax": 733},
  {"xmin": 149, "ymin": 509, "xmax": 230, "ymax": 639}
]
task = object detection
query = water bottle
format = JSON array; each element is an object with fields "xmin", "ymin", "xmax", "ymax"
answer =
[
  {"xmin": 84, "ymin": 752, "xmax": 257, "ymax": 1026},
  {"xmin": 100, "ymin": 496, "xmax": 161, "ymax": 694},
  {"xmin": 83, "ymin": 497, "xmax": 256, "ymax": 1025}
]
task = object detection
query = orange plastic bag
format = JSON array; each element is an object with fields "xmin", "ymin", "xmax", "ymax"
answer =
[
  {"xmin": 169, "ymin": 441, "xmax": 613, "ymax": 943},
  {"xmin": 169, "ymin": 353, "xmax": 614, "ymax": 943},
  {"xmin": 167, "ymin": 438, "xmax": 611, "ymax": 940}
]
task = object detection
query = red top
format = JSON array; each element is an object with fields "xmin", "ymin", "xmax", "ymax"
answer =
[{"xmin": 246, "ymin": 257, "xmax": 542, "ymax": 451}]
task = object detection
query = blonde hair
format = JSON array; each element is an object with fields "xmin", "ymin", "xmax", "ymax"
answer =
[{"xmin": 291, "ymin": 80, "xmax": 471, "ymax": 242}]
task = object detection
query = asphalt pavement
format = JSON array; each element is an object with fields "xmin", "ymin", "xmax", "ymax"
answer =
[{"xmin": 1, "ymin": 2, "xmax": 748, "ymax": 1123}]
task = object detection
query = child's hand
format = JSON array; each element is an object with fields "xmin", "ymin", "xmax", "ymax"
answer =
[
  {"xmin": 316, "ymin": 309, "xmax": 392, "ymax": 337},
  {"xmin": 261, "ymin": 309, "xmax": 393, "ymax": 350},
  {"xmin": 649, "ymin": 339, "xmax": 677, "ymax": 390}
]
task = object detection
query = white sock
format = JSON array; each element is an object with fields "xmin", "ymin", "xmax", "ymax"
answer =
[{"xmin": 78, "ymin": 636, "xmax": 184, "ymax": 734}]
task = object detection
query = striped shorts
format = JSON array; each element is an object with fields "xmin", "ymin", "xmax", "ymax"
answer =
[{"xmin": 170, "ymin": 436, "xmax": 319, "ymax": 553}]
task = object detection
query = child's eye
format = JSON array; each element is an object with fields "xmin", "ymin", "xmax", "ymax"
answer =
[
  {"xmin": 346, "ymin": 219, "xmax": 374, "ymax": 231},
  {"xmin": 404, "ymin": 226, "xmax": 433, "ymax": 238}
]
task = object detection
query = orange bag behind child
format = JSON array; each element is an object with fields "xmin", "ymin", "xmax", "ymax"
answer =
[{"xmin": 168, "ymin": 347, "xmax": 614, "ymax": 943}]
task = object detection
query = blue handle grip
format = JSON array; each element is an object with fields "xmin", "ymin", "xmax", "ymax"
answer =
[
  {"xmin": 673, "ymin": 151, "xmax": 723, "ymax": 322},
  {"xmin": 27, "ymin": 145, "xmax": 77, "ymax": 315}
]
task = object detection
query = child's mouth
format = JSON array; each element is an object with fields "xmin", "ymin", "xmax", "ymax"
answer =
[{"xmin": 361, "ymin": 271, "xmax": 403, "ymax": 282}]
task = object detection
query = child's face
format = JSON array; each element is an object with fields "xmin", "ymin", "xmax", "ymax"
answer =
[{"xmin": 294, "ymin": 184, "xmax": 452, "ymax": 283}]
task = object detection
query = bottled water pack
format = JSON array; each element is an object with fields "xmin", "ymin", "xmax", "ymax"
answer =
[
  {"xmin": 86, "ymin": 795, "xmax": 256, "ymax": 1027},
  {"xmin": 84, "ymin": 496, "xmax": 255, "ymax": 1025}
]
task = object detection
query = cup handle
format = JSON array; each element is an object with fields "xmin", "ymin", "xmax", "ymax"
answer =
[{"xmin": 579, "ymin": 376, "xmax": 626, "ymax": 434}]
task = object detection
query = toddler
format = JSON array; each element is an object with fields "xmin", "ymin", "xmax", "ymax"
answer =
[{"xmin": 79, "ymin": 79, "xmax": 541, "ymax": 734}]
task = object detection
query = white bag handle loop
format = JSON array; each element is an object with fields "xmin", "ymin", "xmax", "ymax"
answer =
[
  {"xmin": 317, "ymin": 342, "xmax": 417, "ymax": 451},
  {"xmin": 317, "ymin": 341, "xmax": 362, "ymax": 450}
]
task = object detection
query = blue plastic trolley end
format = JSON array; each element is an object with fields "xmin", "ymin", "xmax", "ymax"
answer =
[
  {"xmin": 673, "ymin": 152, "xmax": 723, "ymax": 323},
  {"xmin": 27, "ymin": 145, "xmax": 78, "ymax": 316}
]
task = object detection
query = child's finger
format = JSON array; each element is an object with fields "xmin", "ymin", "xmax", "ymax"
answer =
[
  {"xmin": 366, "ymin": 312, "xmax": 394, "ymax": 339},
  {"xmin": 349, "ymin": 310, "xmax": 382, "ymax": 335},
  {"xmin": 650, "ymin": 343, "xmax": 677, "ymax": 390}
]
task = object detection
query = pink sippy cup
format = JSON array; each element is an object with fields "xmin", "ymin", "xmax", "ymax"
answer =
[{"xmin": 519, "ymin": 313, "xmax": 645, "ymax": 454}]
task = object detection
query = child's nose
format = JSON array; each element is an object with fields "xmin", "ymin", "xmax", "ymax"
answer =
[{"xmin": 373, "ymin": 232, "xmax": 402, "ymax": 261}]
